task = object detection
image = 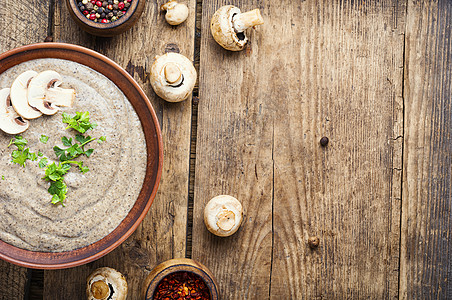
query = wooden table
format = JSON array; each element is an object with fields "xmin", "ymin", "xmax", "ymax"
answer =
[{"xmin": 1, "ymin": 0, "xmax": 451, "ymax": 299}]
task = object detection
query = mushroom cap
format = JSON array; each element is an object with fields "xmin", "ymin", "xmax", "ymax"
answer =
[
  {"xmin": 0, "ymin": 88, "xmax": 29, "ymax": 135},
  {"xmin": 10, "ymin": 70, "xmax": 42, "ymax": 119},
  {"xmin": 150, "ymin": 52, "xmax": 197, "ymax": 103},
  {"xmin": 204, "ymin": 195, "xmax": 243, "ymax": 237},
  {"xmin": 87, "ymin": 267, "xmax": 128, "ymax": 300},
  {"xmin": 210, "ymin": 5, "xmax": 247, "ymax": 51},
  {"xmin": 27, "ymin": 70, "xmax": 75, "ymax": 115},
  {"xmin": 161, "ymin": 1, "xmax": 189, "ymax": 25}
]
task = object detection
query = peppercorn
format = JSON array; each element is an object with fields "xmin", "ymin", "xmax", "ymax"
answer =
[
  {"xmin": 102, "ymin": 1, "xmax": 107, "ymax": 7},
  {"xmin": 118, "ymin": 2, "xmax": 124, "ymax": 10},
  {"xmin": 111, "ymin": 16, "xmax": 117, "ymax": 21},
  {"xmin": 320, "ymin": 136, "xmax": 329, "ymax": 147},
  {"xmin": 100, "ymin": 12, "xmax": 106, "ymax": 18},
  {"xmin": 80, "ymin": 5, "xmax": 85, "ymax": 10},
  {"xmin": 107, "ymin": 12, "xmax": 114, "ymax": 18},
  {"xmin": 124, "ymin": 2, "xmax": 130, "ymax": 8},
  {"xmin": 83, "ymin": 10, "xmax": 89, "ymax": 15},
  {"xmin": 90, "ymin": 0, "xmax": 96, "ymax": 4},
  {"xmin": 101, "ymin": 18, "xmax": 108, "ymax": 23},
  {"xmin": 112, "ymin": 3, "xmax": 118, "ymax": 9},
  {"xmin": 113, "ymin": 0, "xmax": 119, "ymax": 3},
  {"xmin": 112, "ymin": 9, "xmax": 118, "ymax": 15},
  {"xmin": 85, "ymin": 2, "xmax": 93, "ymax": 10},
  {"xmin": 89, "ymin": 14, "xmax": 96, "ymax": 20},
  {"xmin": 97, "ymin": 7, "xmax": 103, "ymax": 13},
  {"xmin": 308, "ymin": 236, "xmax": 320, "ymax": 248},
  {"xmin": 117, "ymin": 11, "xmax": 124, "ymax": 17}
]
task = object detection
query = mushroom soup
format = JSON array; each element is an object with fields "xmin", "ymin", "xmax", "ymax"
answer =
[{"xmin": 0, "ymin": 58, "xmax": 147, "ymax": 252}]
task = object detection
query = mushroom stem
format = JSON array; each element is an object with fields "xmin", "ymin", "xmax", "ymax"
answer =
[
  {"xmin": 232, "ymin": 9, "xmax": 264, "ymax": 33},
  {"xmin": 164, "ymin": 63, "xmax": 182, "ymax": 84}
]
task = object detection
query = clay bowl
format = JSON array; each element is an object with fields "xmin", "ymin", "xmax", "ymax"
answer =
[
  {"xmin": 0, "ymin": 43, "xmax": 163, "ymax": 269},
  {"xmin": 65, "ymin": 0, "xmax": 145, "ymax": 37},
  {"xmin": 143, "ymin": 258, "xmax": 219, "ymax": 300}
]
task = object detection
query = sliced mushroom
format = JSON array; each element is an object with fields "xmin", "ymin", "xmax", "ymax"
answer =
[
  {"xmin": 210, "ymin": 5, "xmax": 264, "ymax": 51},
  {"xmin": 150, "ymin": 53, "xmax": 196, "ymax": 102},
  {"xmin": 161, "ymin": 0, "xmax": 189, "ymax": 25},
  {"xmin": 28, "ymin": 70, "xmax": 75, "ymax": 115},
  {"xmin": 204, "ymin": 195, "xmax": 243, "ymax": 237},
  {"xmin": 0, "ymin": 88, "xmax": 29, "ymax": 134},
  {"xmin": 87, "ymin": 267, "xmax": 128, "ymax": 300},
  {"xmin": 10, "ymin": 70, "xmax": 42, "ymax": 119}
]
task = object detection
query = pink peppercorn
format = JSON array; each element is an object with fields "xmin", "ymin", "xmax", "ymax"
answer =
[
  {"xmin": 118, "ymin": 2, "xmax": 124, "ymax": 9},
  {"xmin": 83, "ymin": 10, "xmax": 89, "ymax": 15},
  {"xmin": 91, "ymin": 0, "xmax": 96, "ymax": 4},
  {"xmin": 96, "ymin": 1, "xmax": 102, "ymax": 7},
  {"xmin": 89, "ymin": 14, "xmax": 96, "ymax": 20},
  {"xmin": 101, "ymin": 18, "xmax": 108, "ymax": 23},
  {"xmin": 107, "ymin": 4, "xmax": 113, "ymax": 9}
]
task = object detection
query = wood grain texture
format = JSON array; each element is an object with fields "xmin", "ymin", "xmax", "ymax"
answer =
[
  {"xmin": 400, "ymin": 1, "xmax": 452, "ymax": 299},
  {"xmin": 44, "ymin": 0, "xmax": 195, "ymax": 298},
  {"xmin": 193, "ymin": 0, "xmax": 405, "ymax": 299},
  {"xmin": 0, "ymin": 1, "xmax": 50, "ymax": 299}
]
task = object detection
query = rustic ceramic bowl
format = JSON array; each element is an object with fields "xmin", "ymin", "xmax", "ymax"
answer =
[
  {"xmin": 143, "ymin": 258, "xmax": 219, "ymax": 300},
  {"xmin": 65, "ymin": 0, "xmax": 145, "ymax": 37},
  {"xmin": 0, "ymin": 43, "xmax": 163, "ymax": 269}
]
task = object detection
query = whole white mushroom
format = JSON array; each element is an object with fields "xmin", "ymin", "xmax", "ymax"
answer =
[
  {"xmin": 86, "ymin": 267, "xmax": 128, "ymax": 300},
  {"xmin": 204, "ymin": 195, "xmax": 243, "ymax": 237},
  {"xmin": 150, "ymin": 52, "xmax": 196, "ymax": 103},
  {"xmin": 161, "ymin": 1, "xmax": 189, "ymax": 25}
]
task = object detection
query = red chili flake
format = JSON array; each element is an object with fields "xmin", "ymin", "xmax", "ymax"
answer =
[
  {"xmin": 89, "ymin": 14, "xmax": 96, "ymax": 20},
  {"xmin": 153, "ymin": 271, "xmax": 211, "ymax": 300},
  {"xmin": 118, "ymin": 2, "xmax": 124, "ymax": 10}
]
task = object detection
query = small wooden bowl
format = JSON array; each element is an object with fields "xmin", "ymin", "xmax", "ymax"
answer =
[
  {"xmin": 65, "ymin": 0, "xmax": 145, "ymax": 37},
  {"xmin": 143, "ymin": 258, "xmax": 219, "ymax": 300}
]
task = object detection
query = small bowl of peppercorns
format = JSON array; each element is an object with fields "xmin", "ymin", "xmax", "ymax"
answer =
[{"xmin": 66, "ymin": 0, "xmax": 145, "ymax": 37}]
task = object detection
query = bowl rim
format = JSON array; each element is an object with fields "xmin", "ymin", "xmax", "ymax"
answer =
[
  {"xmin": 0, "ymin": 42, "xmax": 163, "ymax": 269},
  {"xmin": 68, "ymin": 0, "xmax": 139, "ymax": 29}
]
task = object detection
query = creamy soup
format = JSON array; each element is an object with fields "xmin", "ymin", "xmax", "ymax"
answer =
[{"xmin": 0, "ymin": 58, "xmax": 147, "ymax": 252}]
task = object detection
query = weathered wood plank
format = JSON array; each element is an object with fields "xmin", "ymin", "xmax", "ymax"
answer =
[
  {"xmin": 0, "ymin": 1, "xmax": 50, "ymax": 299},
  {"xmin": 400, "ymin": 1, "xmax": 452, "ymax": 299},
  {"xmin": 193, "ymin": 0, "xmax": 405, "ymax": 299},
  {"xmin": 44, "ymin": 0, "xmax": 196, "ymax": 298}
]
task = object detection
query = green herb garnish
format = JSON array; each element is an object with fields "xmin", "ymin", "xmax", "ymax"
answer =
[
  {"xmin": 8, "ymin": 136, "xmax": 28, "ymax": 150},
  {"xmin": 62, "ymin": 112, "xmax": 97, "ymax": 133},
  {"xmin": 1, "ymin": 176, "xmax": 4, "ymax": 180},
  {"xmin": 98, "ymin": 136, "xmax": 106, "ymax": 143},
  {"xmin": 38, "ymin": 157, "xmax": 48, "ymax": 169},
  {"xmin": 39, "ymin": 135, "xmax": 49, "ymax": 144},
  {"xmin": 8, "ymin": 136, "xmax": 39, "ymax": 167}
]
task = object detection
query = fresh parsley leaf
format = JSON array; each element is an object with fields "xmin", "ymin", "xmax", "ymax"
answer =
[
  {"xmin": 98, "ymin": 136, "xmax": 106, "ymax": 143},
  {"xmin": 8, "ymin": 136, "xmax": 28, "ymax": 151},
  {"xmin": 39, "ymin": 135, "xmax": 49, "ymax": 144},
  {"xmin": 62, "ymin": 112, "xmax": 98, "ymax": 133},
  {"xmin": 1, "ymin": 176, "xmax": 4, "ymax": 180},
  {"xmin": 75, "ymin": 134, "xmax": 91, "ymax": 144},
  {"xmin": 84, "ymin": 149, "xmax": 94, "ymax": 157},
  {"xmin": 38, "ymin": 151, "xmax": 43, "ymax": 157},
  {"xmin": 12, "ymin": 148, "xmax": 30, "ymax": 166},
  {"xmin": 28, "ymin": 152, "xmax": 38, "ymax": 162},
  {"xmin": 48, "ymin": 180, "xmax": 67, "ymax": 206},
  {"xmin": 39, "ymin": 158, "xmax": 48, "ymax": 169},
  {"xmin": 43, "ymin": 162, "xmax": 71, "ymax": 182},
  {"xmin": 53, "ymin": 146, "xmax": 66, "ymax": 160},
  {"xmin": 62, "ymin": 136, "xmax": 73, "ymax": 147}
]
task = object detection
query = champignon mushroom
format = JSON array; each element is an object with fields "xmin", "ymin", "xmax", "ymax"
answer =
[
  {"xmin": 204, "ymin": 195, "xmax": 243, "ymax": 237},
  {"xmin": 161, "ymin": 0, "xmax": 189, "ymax": 25},
  {"xmin": 27, "ymin": 70, "xmax": 75, "ymax": 115},
  {"xmin": 87, "ymin": 267, "xmax": 128, "ymax": 300},
  {"xmin": 150, "ymin": 52, "xmax": 196, "ymax": 102},
  {"xmin": 10, "ymin": 70, "xmax": 42, "ymax": 119},
  {"xmin": 0, "ymin": 88, "xmax": 29, "ymax": 134},
  {"xmin": 210, "ymin": 5, "xmax": 264, "ymax": 51}
]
